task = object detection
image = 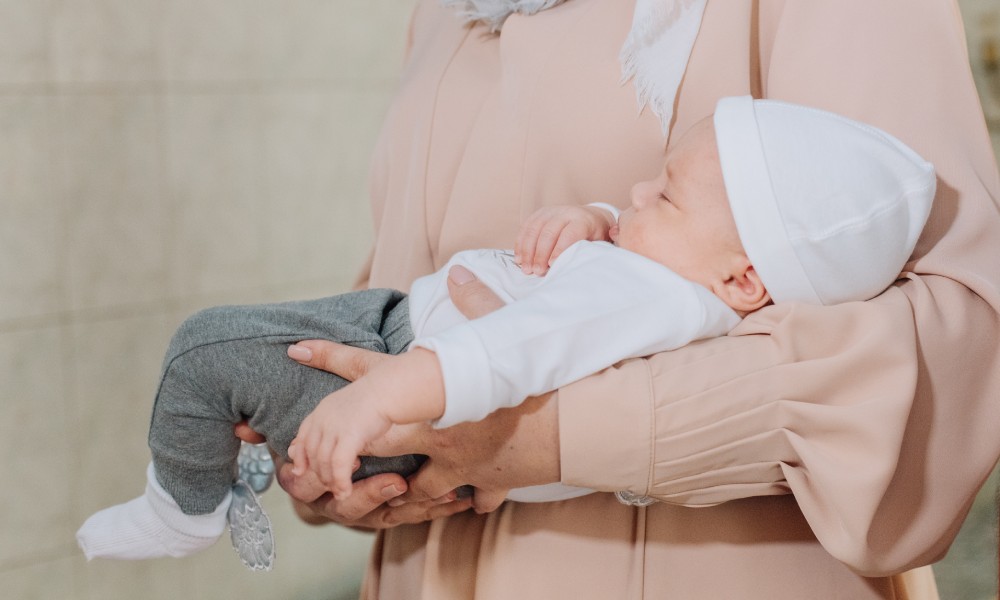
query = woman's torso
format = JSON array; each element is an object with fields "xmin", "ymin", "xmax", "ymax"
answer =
[{"xmin": 360, "ymin": 1, "xmax": 927, "ymax": 597}]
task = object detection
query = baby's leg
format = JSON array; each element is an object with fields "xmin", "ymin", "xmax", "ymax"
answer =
[
  {"xmin": 77, "ymin": 289, "xmax": 413, "ymax": 560},
  {"xmin": 150, "ymin": 288, "xmax": 413, "ymax": 515}
]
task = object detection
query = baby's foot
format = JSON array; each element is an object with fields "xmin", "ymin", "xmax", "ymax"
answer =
[{"xmin": 76, "ymin": 463, "xmax": 229, "ymax": 560}]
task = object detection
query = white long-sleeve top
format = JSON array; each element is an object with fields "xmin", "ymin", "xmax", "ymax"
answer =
[{"xmin": 409, "ymin": 241, "xmax": 742, "ymax": 428}]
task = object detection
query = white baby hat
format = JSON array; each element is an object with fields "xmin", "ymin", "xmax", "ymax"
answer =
[{"xmin": 713, "ymin": 96, "xmax": 936, "ymax": 306}]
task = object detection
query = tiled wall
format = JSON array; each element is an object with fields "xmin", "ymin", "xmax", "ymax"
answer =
[
  {"xmin": 1, "ymin": 2, "xmax": 998, "ymax": 600},
  {"xmin": 0, "ymin": 1, "xmax": 412, "ymax": 599}
]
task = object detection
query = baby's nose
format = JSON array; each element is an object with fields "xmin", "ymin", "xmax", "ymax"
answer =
[{"xmin": 630, "ymin": 180, "xmax": 654, "ymax": 209}]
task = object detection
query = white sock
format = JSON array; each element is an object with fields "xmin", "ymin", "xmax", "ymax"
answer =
[{"xmin": 76, "ymin": 463, "xmax": 231, "ymax": 560}]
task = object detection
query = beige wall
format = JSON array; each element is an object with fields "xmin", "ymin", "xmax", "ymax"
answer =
[{"xmin": 0, "ymin": 2, "xmax": 412, "ymax": 599}]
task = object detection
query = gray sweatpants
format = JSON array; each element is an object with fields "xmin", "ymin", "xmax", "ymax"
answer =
[{"xmin": 149, "ymin": 289, "xmax": 424, "ymax": 515}]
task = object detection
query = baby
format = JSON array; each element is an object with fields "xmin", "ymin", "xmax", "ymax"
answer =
[{"xmin": 77, "ymin": 96, "xmax": 936, "ymax": 566}]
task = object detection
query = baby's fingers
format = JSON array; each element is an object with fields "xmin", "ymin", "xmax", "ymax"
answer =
[
  {"xmin": 514, "ymin": 214, "xmax": 547, "ymax": 270},
  {"xmin": 331, "ymin": 445, "xmax": 362, "ymax": 500},
  {"xmin": 527, "ymin": 222, "xmax": 568, "ymax": 275},
  {"xmin": 316, "ymin": 434, "xmax": 361, "ymax": 501},
  {"xmin": 547, "ymin": 228, "xmax": 585, "ymax": 266}
]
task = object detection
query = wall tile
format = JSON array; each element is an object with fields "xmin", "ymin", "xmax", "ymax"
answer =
[
  {"xmin": 0, "ymin": 556, "xmax": 76, "ymax": 600},
  {"xmin": 169, "ymin": 494, "xmax": 369, "ymax": 599},
  {"xmin": 255, "ymin": 0, "xmax": 412, "ymax": 83},
  {"xmin": 963, "ymin": 3, "xmax": 1000, "ymax": 124},
  {"xmin": 0, "ymin": 326, "xmax": 75, "ymax": 567},
  {"xmin": 69, "ymin": 314, "xmax": 174, "ymax": 523},
  {"xmin": 0, "ymin": 0, "xmax": 52, "ymax": 85},
  {"xmin": 75, "ymin": 502, "xmax": 369, "ymax": 600},
  {"xmin": 159, "ymin": 0, "xmax": 257, "ymax": 84},
  {"xmin": 163, "ymin": 92, "xmax": 265, "ymax": 297},
  {"xmin": 257, "ymin": 89, "xmax": 381, "ymax": 290},
  {"xmin": 53, "ymin": 93, "xmax": 168, "ymax": 312},
  {"xmin": 50, "ymin": 0, "xmax": 160, "ymax": 84},
  {"xmin": 263, "ymin": 499, "xmax": 371, "ymax": 599},
  {"xmin": 935, "ymin": 466, "xmax": 999, "ymax": 600},
  {"xmin": 0, "ymin": 94, "xmax": 62, "ymax": 322},
  {"xmin": 77, "ymin": 554, "xmax": 196, "ymax": 600}
]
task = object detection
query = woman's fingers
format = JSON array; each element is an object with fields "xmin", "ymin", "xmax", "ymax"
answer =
[
  {"xmin": 234, "ymin": 420, "xmax": 265, "ymax": 444},
  {"xmin": 394, "ymin": 461, "xmax": 464, "ymax": 505},
  {"xmin": 303, "ymin": 473, "xmax": 408, "ymax": 523},
  {"xmin": 279, "ymin": 459, "xmax": 409, "ymax": 521},
  {"xmin": 471, "ymin": 488, "xmax": 508, "ymax": 514},
  {"xmin": 287, "ymin": 339, "xmax": 388, "ymax": 381},
  {"xmin": 446, "ymin": 265, "xmax": 507, "ymax": 319},
  {"xmin": 282, "ymin": 466, "xmax": 473, "ymax": 529},
  {"xmin": 372, "ymin": 496, "xmax": 474, "ymax": 528},
  {"xmin": 276, "ymin": 454, "xmax": 329, "ymax": 503},
  {"xmin": 395, "ymin": 458, "xmax": 508, "ymax": 515}
]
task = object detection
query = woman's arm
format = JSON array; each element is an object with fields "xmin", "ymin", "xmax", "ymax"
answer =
[{"xmin": 560, "ymin": 0, "xmax": 1000, "ymax": 576}]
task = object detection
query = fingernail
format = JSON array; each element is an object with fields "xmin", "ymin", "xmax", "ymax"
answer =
[
  {"xmin": 448, "ymin": 265, "xmax": 475, "ymax": 285},
  {"xmin": 381, "ymin": 484, "xmax": 403, "ymax": 499},
  {"xmin": 435, "ymin": 492, "xmax": 456, "ymax": 504},
  {"xmin": 387, "ymin": 498, "xmax": 406, "ymax": 507},
  {"xmin": 287, "ymin": 344, "xmax": 312, "ymax": 361}
]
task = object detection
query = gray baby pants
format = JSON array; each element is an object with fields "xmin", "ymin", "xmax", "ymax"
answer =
[{"xmin": 149, "ymin": 289, "xmax": 424, "ymax": 515}]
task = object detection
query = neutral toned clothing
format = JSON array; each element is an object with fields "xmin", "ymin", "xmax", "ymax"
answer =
[
  {"xmin": 355, "ymin": 0, "xmax": 1000, "ymax": 598},
  {"xmin": 412, "ymin": 242, "xmax": 739, "ymax": 428}
]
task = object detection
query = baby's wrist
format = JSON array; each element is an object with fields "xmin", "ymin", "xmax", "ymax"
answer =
[
  {"xmin": 585, "ymin": 202, "xmax": 620, "ymax": 224},
  {"xmin": 585, "ymin": 202, "xmax": 619, "ymax": 240}
]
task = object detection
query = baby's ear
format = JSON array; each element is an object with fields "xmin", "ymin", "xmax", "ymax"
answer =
[{"xmin": 716, "ymin": 262, "xmax": 770, "ymax": 315}]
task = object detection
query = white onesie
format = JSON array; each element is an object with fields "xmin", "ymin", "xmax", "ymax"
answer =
[{"xmin": 407, "ymin": 241, "xmax": 741, "ymax": 501}]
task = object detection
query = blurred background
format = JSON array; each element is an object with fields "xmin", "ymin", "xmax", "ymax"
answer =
[{"xmin": 0, "ymin": 1, "xmax": 996, "ymax": 599}]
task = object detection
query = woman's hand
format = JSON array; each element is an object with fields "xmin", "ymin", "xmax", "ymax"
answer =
[
  {"xmin": 278, "ymin": 265, "xmax": 561, "ymax": 519},
  {"xmin": 285, "ymin": 340, "xmax": 560, "ymax": 516},
  {"xmin": 273, "ymin": 452, "xmax": 474, "ymax": 529},
  {"xmin": 235, "ymin": 416, "xmax": 475, "ymax": 529},
  {"xmin": 370, "ymin": 392, "xmax": 560, "ymax": 514}
]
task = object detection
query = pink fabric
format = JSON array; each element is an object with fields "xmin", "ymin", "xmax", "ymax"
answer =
[{"xmin": 353, "ymin": 0, "xmax": 999, "ymax": 597}]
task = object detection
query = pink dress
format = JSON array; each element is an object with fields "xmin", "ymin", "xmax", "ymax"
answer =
[{"xmin": 353, "ymin": 1, "xmax": 1000, "ymax": 597}]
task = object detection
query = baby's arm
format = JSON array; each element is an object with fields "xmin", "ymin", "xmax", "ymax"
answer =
[
  {"xmin": 289, "ymin": 348, "xmax": 445, "ymax": 500},
  {"xmin": 515, "ymin": 203, "xmax": 618, "ymax": 275}
]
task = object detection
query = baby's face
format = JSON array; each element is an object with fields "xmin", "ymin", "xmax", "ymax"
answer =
[{"xmin": 611, "ymin": 117, "xmax": 745, "ymax": 290}]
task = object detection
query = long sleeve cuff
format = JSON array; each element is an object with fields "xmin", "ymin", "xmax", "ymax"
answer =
[{"xmin": 411, "ymin": 325, "xmax": 494, "ymax": 428}]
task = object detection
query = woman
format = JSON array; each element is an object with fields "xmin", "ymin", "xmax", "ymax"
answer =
[{"xmin": 263, "ymin": 0, "xmax": 1000, "ymax": 597}]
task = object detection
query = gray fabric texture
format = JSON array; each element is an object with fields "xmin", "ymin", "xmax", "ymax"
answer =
[{"xmin": 148, "ymin": 289, "xmax": 422, "ymax": 515}]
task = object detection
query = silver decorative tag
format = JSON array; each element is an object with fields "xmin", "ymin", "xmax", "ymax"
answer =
[
  {"xmin": 237, "ymin": 442, "xmax": 275, "ymax": 493},
  {"xmin": 228, "ymin": 480, "xmax": 275, "ymax": 571}
]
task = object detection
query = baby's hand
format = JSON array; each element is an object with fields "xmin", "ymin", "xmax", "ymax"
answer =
[
  {"xmin": 289, "ymin": 386, "xmax": 393, "ymax": 500},
  {"xmin": 515, "ymin": 204, "xmax": 617, "ymax": 275}
]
